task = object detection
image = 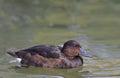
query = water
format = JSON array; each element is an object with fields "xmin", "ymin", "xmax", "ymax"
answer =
[{"xmin": 0, "ymin": 0, "xmax": 120, "ymax": 78}]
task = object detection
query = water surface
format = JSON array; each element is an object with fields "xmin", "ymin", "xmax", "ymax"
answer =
[{"xmin": 0, "ymin": 0, "xmax": 120, "ymax": 78}]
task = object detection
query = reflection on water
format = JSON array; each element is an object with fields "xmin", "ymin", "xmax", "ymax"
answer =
[
  {"xmin": 0, "ymin": 0, "xmax": 120, "ymax": 78},
  {"xmin": 13, "ymin": 67, "xmax": 83, "ymax": 78}
]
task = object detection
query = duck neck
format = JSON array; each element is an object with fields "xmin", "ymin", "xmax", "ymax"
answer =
[{"xmin": 61, "ymin": 52, "xmax": 75, "ymax": 60}]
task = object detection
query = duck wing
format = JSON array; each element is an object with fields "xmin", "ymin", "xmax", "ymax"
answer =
[{"xmin": 16, "ymin": 45, "xmax": 62, "ymax": 58}]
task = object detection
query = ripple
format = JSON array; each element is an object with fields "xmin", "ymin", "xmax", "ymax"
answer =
[{"xmin": 27, "ymin": 75, "xmax": 64, "ymax": 78}]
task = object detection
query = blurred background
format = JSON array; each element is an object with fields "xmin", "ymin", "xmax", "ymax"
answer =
[{"xmin": 0, "ymin": 0, "xmax": 120, "ymax": 78}]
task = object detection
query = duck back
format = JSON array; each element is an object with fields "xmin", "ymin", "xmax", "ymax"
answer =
[{"xmin": 16, "ymin": 45, "xmax": 61, "ymax": 58}]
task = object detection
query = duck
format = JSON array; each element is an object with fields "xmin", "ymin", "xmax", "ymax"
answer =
[{"xmin": 7, "ymin": 40, "xmax": 91, "ymax": 68}]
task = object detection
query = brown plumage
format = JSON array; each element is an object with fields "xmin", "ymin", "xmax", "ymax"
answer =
[{"xmin": 7, "ymin": 40, "xmax": 83, "ymax": 68}]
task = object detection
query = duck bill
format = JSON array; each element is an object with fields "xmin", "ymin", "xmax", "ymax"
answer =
[{"xmin": 80, "ymin": 48, "xmax": 92, "ymax": 58}]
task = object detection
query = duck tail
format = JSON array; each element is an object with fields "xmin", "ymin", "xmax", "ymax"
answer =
[{"xmin": 7, "ymin": 51, "xmax": 18, "ymax": 58}]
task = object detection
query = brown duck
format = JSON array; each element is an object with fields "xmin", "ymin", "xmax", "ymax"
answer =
[{"xmin": 7, "ymin": 40, "xmax": 91, "ymax": 68}]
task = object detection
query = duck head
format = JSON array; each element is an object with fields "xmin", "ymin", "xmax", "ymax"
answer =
[
  {"xmin": 61, "ymin": 40, "xmax": 92, "ymax": 59},
  {"xmin": 61, "ymin": 40, "xmax": 81, "ymax": 59}
]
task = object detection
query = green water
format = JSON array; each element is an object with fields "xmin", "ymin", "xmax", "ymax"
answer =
[{"xmin": 0, "ymin": 0, "xmax": 120, "ymax": 78}]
